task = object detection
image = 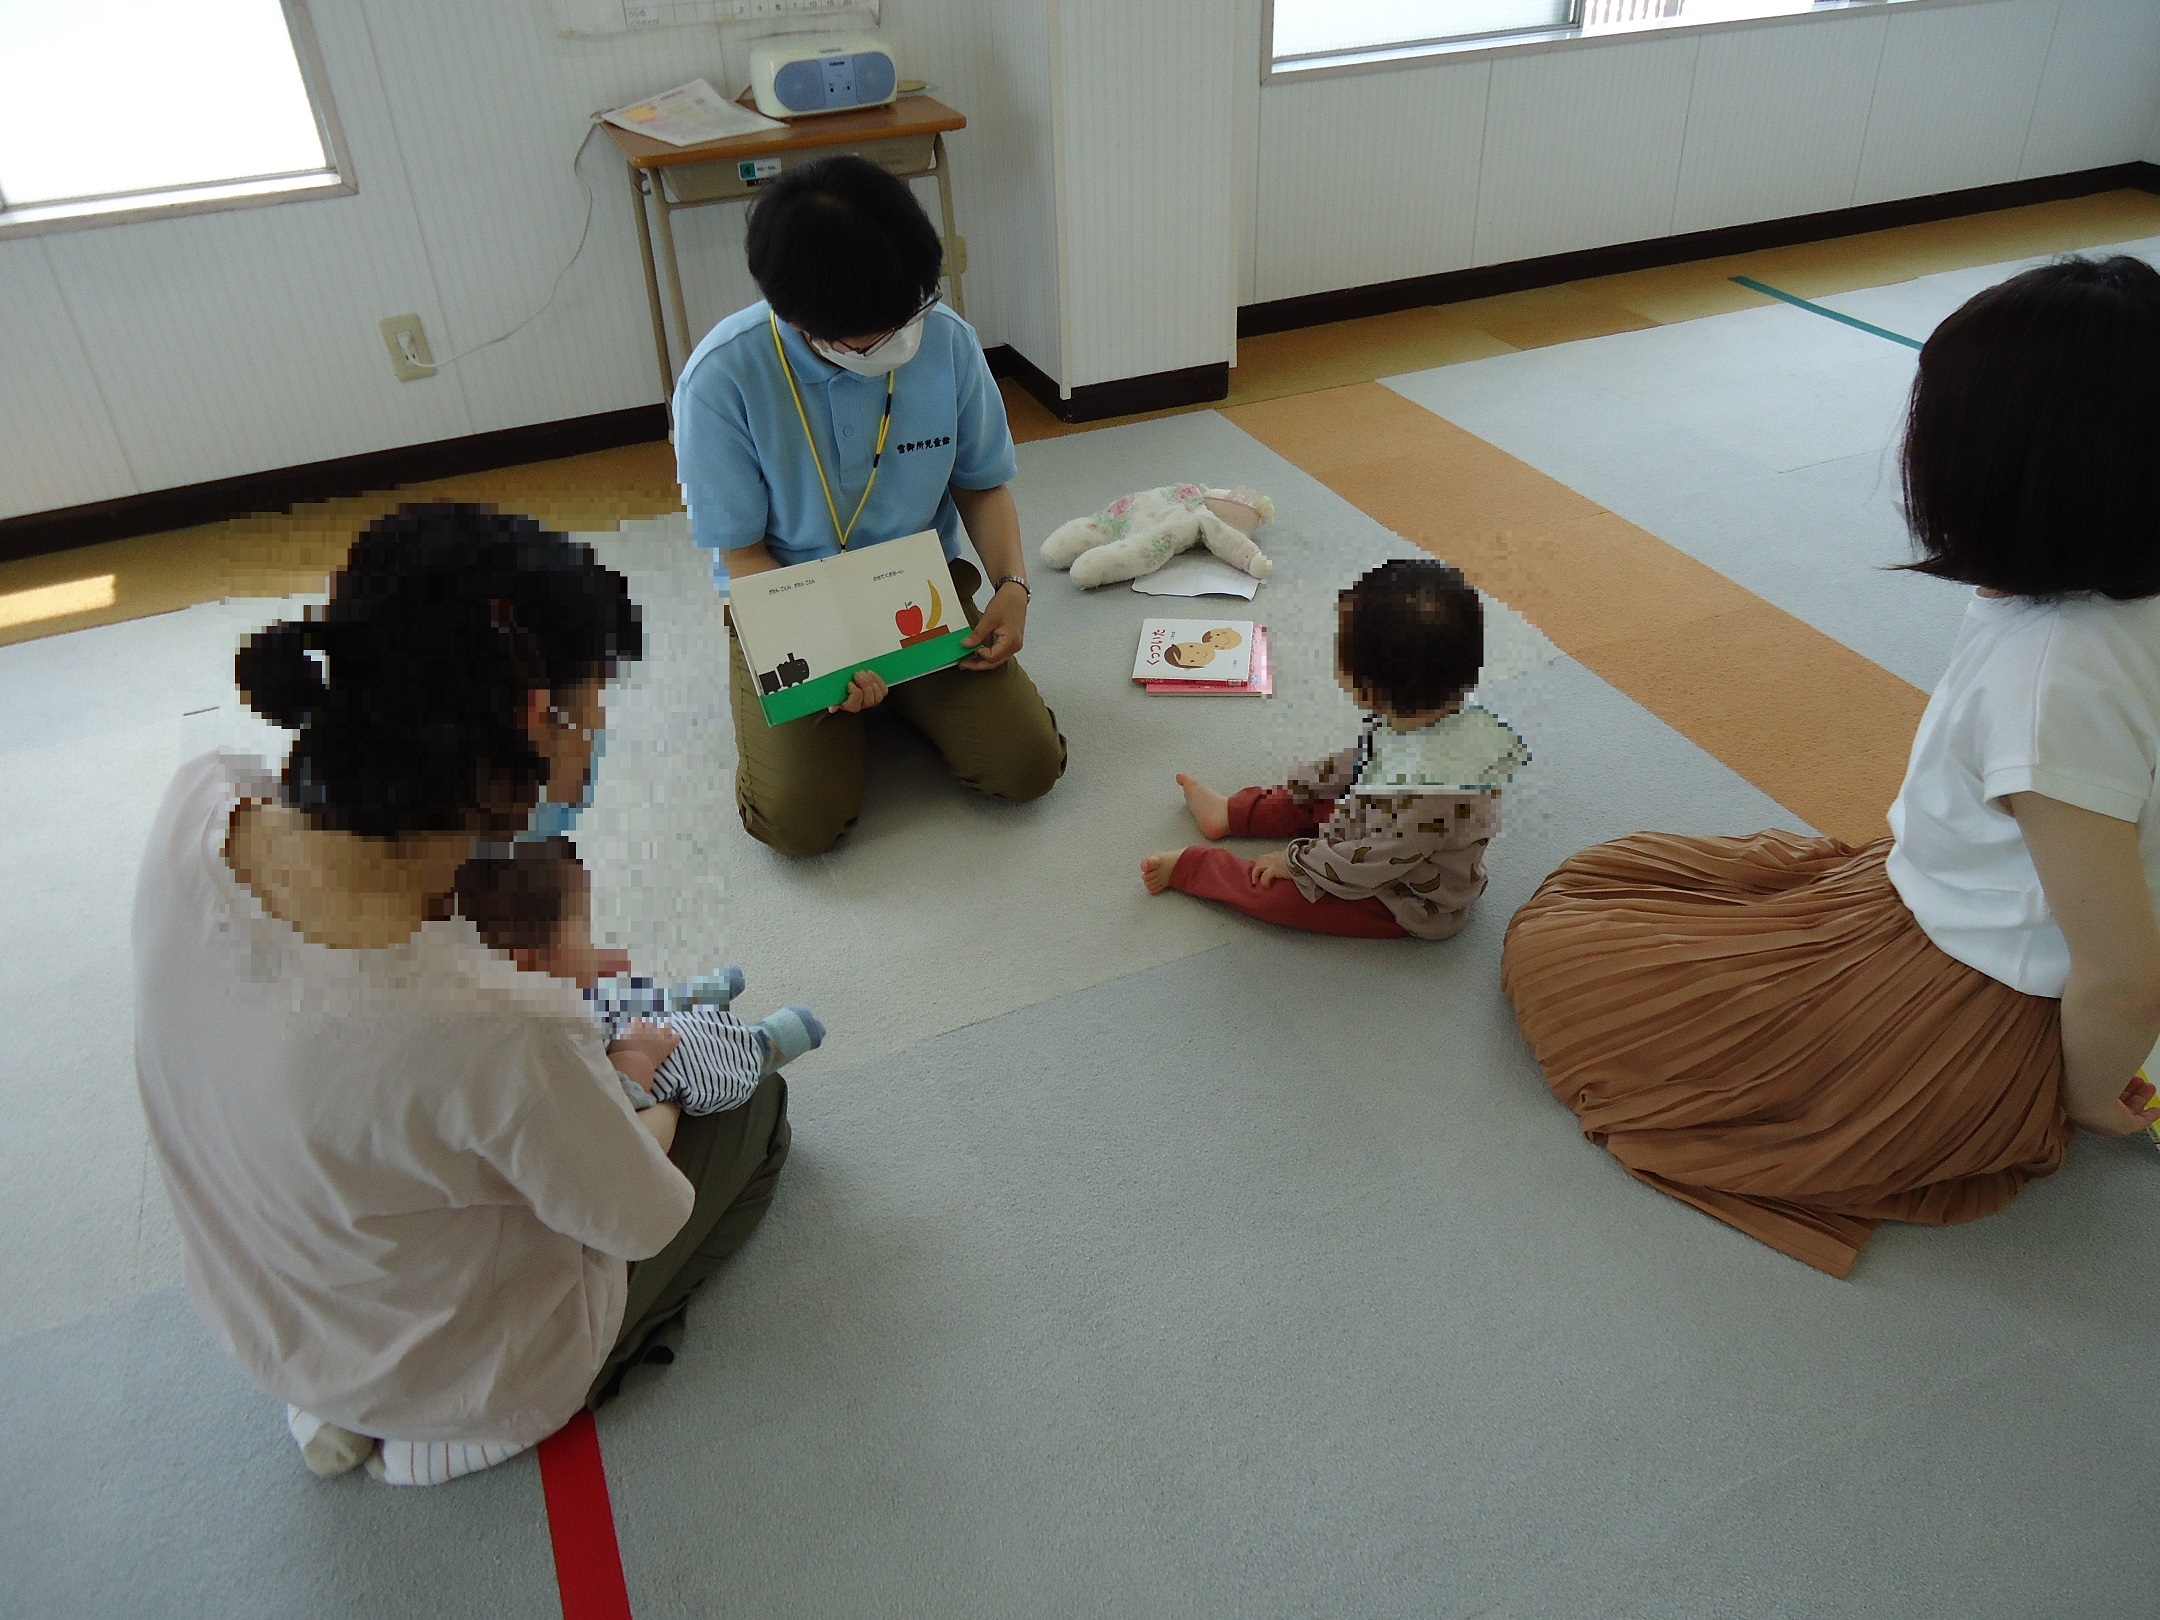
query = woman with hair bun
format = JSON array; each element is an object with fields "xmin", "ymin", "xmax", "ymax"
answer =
[{"xmin": 132, "ymin": 504, "xmax": 790, "ymax": 1485}]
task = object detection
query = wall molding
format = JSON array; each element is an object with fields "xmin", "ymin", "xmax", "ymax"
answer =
[
  {"xmin": 0, "ymin": 405, "xmax": 669, "ymax": 566},
  {"xmin": 1238, "ymin": 162, "xmax": 2160, "ymax": 337},
  {"xmin": 986, "ymin": 344, "xmax": 1231, "ymax": 423}
]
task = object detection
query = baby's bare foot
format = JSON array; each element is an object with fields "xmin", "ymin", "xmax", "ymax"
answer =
[
  {"xmin": 1176, "ymin": 774, "xmax": 1230, "ymax": 840},
  {"xmin": 1141, "ymin": 851, "xmax": 1180, "ymax": 895}
]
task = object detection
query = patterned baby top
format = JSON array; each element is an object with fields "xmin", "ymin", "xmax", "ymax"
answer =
[{"xmin": 1283, "ymin": 704, "xmax": 1531, "ymax": 940}]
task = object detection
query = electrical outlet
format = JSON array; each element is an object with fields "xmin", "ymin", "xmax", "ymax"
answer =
[{"xmin": 380, "ymin": 314, "xmax": 436, "ymax": 381}]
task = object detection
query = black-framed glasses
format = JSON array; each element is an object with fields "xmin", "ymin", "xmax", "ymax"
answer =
[{"xmin": 826, "ymin": 293, "xmax": 940, "ymax": 356}]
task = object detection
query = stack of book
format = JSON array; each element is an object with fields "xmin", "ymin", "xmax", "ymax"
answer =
[{"xmin": 1132, "ymin": 618, "xmax": 1271, "ymax": 697}]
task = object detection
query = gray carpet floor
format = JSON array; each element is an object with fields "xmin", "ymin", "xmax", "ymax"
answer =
[{"xmin": 4, "ymin": 256, "xmax": 2156, "ymax": 1616}]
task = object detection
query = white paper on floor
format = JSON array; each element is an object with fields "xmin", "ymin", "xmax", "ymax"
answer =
[{"xmin": 1128, "ymin": 552, "xmax": 1262, "ymax": 599}]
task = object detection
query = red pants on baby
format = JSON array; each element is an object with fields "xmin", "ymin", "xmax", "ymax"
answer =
[{"xmin": 1167, "ymin": 786, "xmax": 1408, "ymax": 938}]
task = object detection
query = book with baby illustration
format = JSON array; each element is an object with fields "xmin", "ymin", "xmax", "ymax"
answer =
[
  {"xmin": 1132, "ymin": 618, "xmax": 1272, "ymax": 696},
  {"xmin": 727, "ymin": 530, "xmax": 972, "ymax": 725}
]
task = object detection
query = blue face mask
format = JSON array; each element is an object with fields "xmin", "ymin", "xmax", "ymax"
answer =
[{"xmin": 519, "ymin": 721, "xmax": 606, "ymax": 842}]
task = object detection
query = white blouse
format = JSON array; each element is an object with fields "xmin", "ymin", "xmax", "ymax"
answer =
[{"xmin": 132, "ymin": 753, "xmax": 693, "ymax": 1445}]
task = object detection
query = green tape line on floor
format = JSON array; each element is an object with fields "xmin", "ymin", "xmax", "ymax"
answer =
[{"xmin": 1731, "ymin": 276, "xmax": 1924, "ymax": 350}]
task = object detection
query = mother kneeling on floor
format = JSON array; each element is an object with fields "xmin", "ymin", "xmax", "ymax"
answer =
[
  {"xmin": 133, "ymin": 505, "xmax": 788, "ymax": 1484},
  {"xmin": 1504, "ymin": 257, "xmax": 2160, "ymax": 1278}
]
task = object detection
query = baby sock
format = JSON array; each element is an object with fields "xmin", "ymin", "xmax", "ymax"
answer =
[
  {"xmin": 286, "ymin": 1405, "xmax": 377, "ymax": 1478},
  {"xmin": 668, "ymin": 965, "xmax": 747, "ymax": 1013},
  {"xmin": 365, "ymin": 1435, "xmax": 534, "ymax": 1487},
  {"xmin": 756, "ymin": 1005, "xmax": 826, "ymax": 1074}
]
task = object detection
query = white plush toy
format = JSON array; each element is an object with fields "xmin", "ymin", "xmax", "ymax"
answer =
[{"xmin": 1040, "ymin": 483, "xmax": 1276, "ymax": 589}]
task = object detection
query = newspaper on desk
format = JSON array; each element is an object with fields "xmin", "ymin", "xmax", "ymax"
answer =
[{"xmin": 603, "ymin": 79, "xmax": 783, "ymax": 146}]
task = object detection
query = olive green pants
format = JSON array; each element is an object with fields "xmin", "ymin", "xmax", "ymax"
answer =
[
  {"xmin": 728, "ymin": 558, "xmax": 1067, "ymax": 856},
  {"xmin": 589, "ymin": 1072, "xmax": 791, "ymax": 1407}
]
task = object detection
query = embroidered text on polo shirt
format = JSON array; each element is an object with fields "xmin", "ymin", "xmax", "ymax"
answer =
[{"xmin": 893, "ymin": 435, "xmax": 953, "ymax": 455}]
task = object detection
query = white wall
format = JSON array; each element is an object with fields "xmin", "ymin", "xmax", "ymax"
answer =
[
  {"xmin": 1050, "ymin": 0, "xmax": 1238, "ymax": 390},
  {"xmin": 1250, "ymin": 0, "xmax": 2160, "ymax": 307},
  {"xmin": 0, "ymin": 0, "xmax": 1062, "ymax": 522},
  {"xmin": 6, "ymin": 0, "xmax": 2157, "ymax": 520}
]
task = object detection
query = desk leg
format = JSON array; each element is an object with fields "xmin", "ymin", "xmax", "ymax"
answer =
[
  {"xmin": 932, "ymin": 132, "xmax": 964, "ymax": 319},
  {"xmin": 650, "ymin": 186, "xmax": 695, "ymax": 387},
  {"xmin": 629, "ymin": 166, "xmax": 674, "ymax": 399}
]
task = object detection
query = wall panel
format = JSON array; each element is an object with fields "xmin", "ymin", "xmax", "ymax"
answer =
[
  {"xmin": 1672, "ymin": 14, "xmax": 1887, "ymax": 233},
  {"xmin": 1852, "ymin": 0, "xmax": 2058, "ymax": 205},
  {"xmin": 35, "ymin": 0, "xmax": 474, "ymax": 499},
  {"xmin": 2019, "ymin": 0, "xmax": 2160, "ymax": 179},
  {"xmin": 970, "ymin": 0, "xmax": 1062, "ymax": 375},
  {"xmin": 1254, "ymin": 57, "xmax": 1489, "ymax": 304},
  {"xmin": 1053, "ymin": 0, "xmax": 1237, "ymax": 388},
  {"xmin": 1474, "ymin": 35, "xmax": 1700, "ymax": 265},
  {"xmin": 0, "ymin": 242, "xmax": 137, "ymax": 520},
  {"xmin": 356, "ymin": 0, "xmax": 708, "ymax": 429}
]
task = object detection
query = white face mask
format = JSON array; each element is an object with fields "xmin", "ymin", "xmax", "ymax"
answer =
[{"xmin": 814, "ymin": 314, "xmax": 925, "ymax": 376}]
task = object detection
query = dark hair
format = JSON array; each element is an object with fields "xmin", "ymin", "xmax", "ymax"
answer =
[
  {"xmin": 1900, "ymin": 255, "xmax": 2160, "ymax": 600},
  {"xmin": 1337, "ymin": 559, "xmax": 1483, "ymax": 716},
  {"xmin": 454, "ymin": 837, "xmax": 583, "ymax": 957},
  {"xmin": 744, "ymin": 154, "xmax": 942, "ymax": 341},
  {"xmin": 235, "ymin": 504, "xmax": 641, "ymax": 838}
]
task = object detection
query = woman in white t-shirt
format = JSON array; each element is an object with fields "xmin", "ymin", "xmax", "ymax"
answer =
[
  {"xmin": 1501, "ymin": 256, "xmax": 2160, "ymax": 1278},
  {"xmin": 133, "ymin": 505, "xmax": 792, "ymax": 1485}
]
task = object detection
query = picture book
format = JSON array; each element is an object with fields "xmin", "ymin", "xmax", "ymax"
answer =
[
  {"xmin": 1145, "ymin": 625, "xmax": 1271, "ymax": 696},
  {"xmin": 727, "ymin": 530, "xmax": 972, "ymax": 725},
  {"xmin": 1132, "ymin": 618, "xmax": 1257, "ymax": 685}
]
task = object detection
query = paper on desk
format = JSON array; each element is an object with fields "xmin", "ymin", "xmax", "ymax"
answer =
[
  {"xmin": 1129, "ymin": 552, "xmax": 1262, "ymax": 600},
  {"xmin": 604, "ymin": 80, "xmax": 783, "ymax": 146}
]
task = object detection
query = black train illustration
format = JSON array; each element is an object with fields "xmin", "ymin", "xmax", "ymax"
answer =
[{"xmin": 758, "ymin": 653, "xmax": 812, "ymax": 695}]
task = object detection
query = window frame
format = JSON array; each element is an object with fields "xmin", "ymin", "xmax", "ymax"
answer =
[
  {"xmin": 1262, "ymin": 0, "xmax": 1951, "ymax": 83},
  {"xmin": 0, "ymin": 0, "xmax": 355, "ymax": 241}
]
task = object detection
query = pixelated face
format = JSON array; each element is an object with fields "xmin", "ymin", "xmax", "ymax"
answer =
[
  {"xmin": 533, "ymin": 679, "xmax": 605, "ymax": 806},
  {"xmin": 525, "ymin": 867, "xmax": 607, "ymax": 988},
  {"xmin": 1200, "ymin": 627, "xmax": 1243, "ymax": 649},
  {"xmin": 1164, "ymin": 641, "xmax": 1217, "ymax": 669}
]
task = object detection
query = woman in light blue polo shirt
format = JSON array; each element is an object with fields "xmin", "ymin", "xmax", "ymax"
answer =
[{"xmin": 673, "ymin": 155, "xmax": 1066, "ymax": 856}]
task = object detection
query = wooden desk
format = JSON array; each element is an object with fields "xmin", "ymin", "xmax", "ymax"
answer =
[{"xmin": 603, "ymin": 96, "xmax": 969, "ymax": 397}]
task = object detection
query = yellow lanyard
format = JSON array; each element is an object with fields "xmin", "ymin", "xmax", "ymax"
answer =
[{"xmin": 771, "ymin": 313, "xmax": 895, "ymax": 551}]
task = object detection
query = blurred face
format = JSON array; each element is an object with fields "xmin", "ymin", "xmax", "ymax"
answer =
[
  {"xmin": 524, "ymin": 872, "xmax": 608, "ymax": 989},
  {"xmin": 528, "ymin": 679, "xmax": 605, "ymax": 811}
]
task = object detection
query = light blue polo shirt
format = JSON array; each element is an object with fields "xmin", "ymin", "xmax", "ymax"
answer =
[{"xmin": 672, "ymin": 299, "xmax": 1018, "ymax": 585}]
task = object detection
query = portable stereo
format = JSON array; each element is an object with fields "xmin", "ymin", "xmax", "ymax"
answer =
[{"xmin": 749, "ymin": 35, "xmax": 899, "ymax": 119}]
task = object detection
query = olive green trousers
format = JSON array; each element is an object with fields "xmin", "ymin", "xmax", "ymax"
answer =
[
  {"xmin": 727, "ymin": 558, "xmax": 1067, "ymax": 856},
  {"xmin": 589, "ymin": 1072, "xmax": 791, "ymax": 1406}
]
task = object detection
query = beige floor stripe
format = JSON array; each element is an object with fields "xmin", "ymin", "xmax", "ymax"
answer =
[{"xmin": 1224, "ymin": 383, "xmax": 1929, "ymax": 846}]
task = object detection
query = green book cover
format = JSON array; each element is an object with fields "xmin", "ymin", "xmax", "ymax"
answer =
[{"xmin": 727, "ymin": 530, "xmax": 973, "ymax": 725}]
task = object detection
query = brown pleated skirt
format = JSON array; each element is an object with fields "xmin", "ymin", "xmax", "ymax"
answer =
[{"xmin": 1500, "ymin": 829, "xmax": 2069, "ymax": 1277}]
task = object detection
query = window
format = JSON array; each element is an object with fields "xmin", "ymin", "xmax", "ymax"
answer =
[
  {"xmin": 0, "ymin": 0, "xmax": 349, "ymax": 236},
  {"xmin": 1268, "ymin": 0, "xmax": 1908, "ymax": 75}
]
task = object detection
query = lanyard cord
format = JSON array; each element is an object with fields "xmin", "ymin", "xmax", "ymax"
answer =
[{"xmin": 771, "ymin": 313, "xmax": 895, "ymax": 550}]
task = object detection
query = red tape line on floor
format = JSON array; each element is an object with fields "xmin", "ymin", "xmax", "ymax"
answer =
[{"xmin": 538, "ymin": 1409, "xmax": 633, "ymax": 1620}]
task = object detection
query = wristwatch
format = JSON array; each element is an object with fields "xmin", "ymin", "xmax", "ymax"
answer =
[{"xmin": 992, "ymin": 574, "xmax": 1031, "ymax": 599}]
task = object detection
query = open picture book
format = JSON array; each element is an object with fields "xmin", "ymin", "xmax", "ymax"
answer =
[{"xmin": 727, "ymin": 530, "xmax": 973, "ymax": 725}]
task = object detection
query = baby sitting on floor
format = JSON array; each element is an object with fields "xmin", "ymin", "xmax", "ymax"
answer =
[
  {"xmin": 1143, "ymin": 557, "xmax": 1529, "ymax": 939},
  {"xmin": 454, "ymin": 838, "xmax": 822, "ymax": 1113}
]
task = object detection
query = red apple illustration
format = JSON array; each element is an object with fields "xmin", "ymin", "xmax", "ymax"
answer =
[{"xmin": 895, "ymin": 601, "xmax": 924, "ymax": 639}]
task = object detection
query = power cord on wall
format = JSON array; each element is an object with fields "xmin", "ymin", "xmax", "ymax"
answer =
[{"xmin": 416, "ymin": 114, "xmax": 607, "ymax": 372}]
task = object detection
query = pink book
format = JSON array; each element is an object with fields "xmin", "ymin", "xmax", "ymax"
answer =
[{"xmin": 1144, "ymin": 624, "xmax": 1271, "ymax": 696}]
